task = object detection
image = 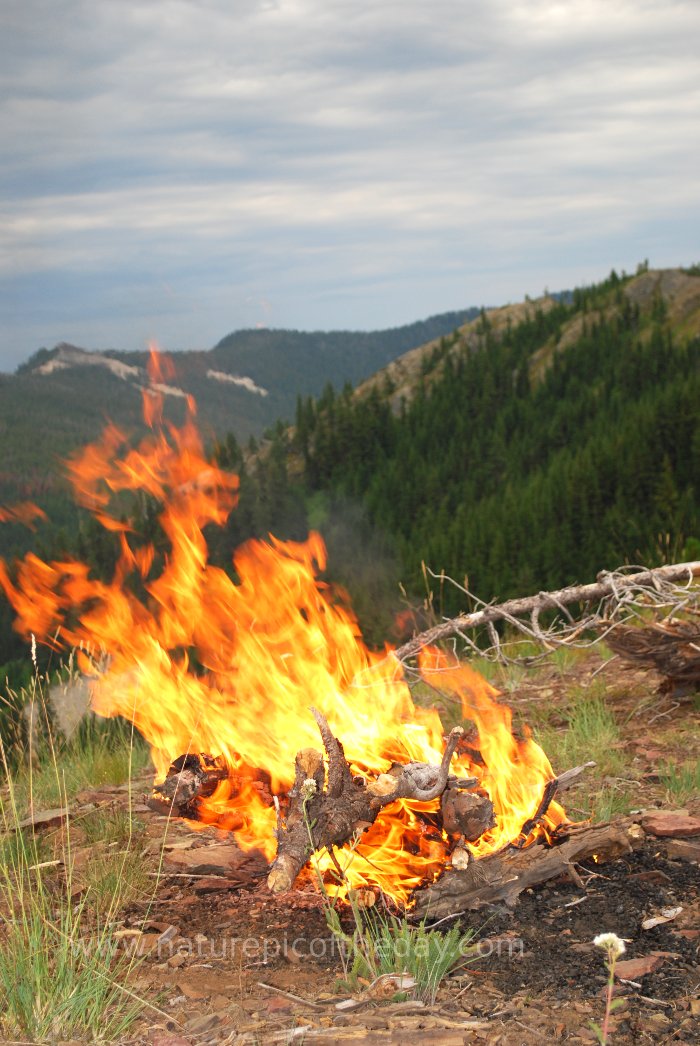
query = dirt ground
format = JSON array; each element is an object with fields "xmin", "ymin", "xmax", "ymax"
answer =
[{"xmin": 13, "ymin": 653, "xmax": 700, "ymax": 1045}]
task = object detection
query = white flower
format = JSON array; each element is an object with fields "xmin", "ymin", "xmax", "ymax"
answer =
[
  {"xmin": 300, "ymin": 778, "xmax": 318, "ymax": 801},
  {"xmin": 593, "ymin": 933, "xmax": 626, "ymax": 959}
]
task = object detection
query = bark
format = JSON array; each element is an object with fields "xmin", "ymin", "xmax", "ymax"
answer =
[
  {"xmin": 393, "ymin": 562, "xmax": 700, "ymax": 662},
  {"xmin": 411, "ymin": 819, "xmax": 642, "ymax": 919},
  {"xmin": 605, "ymin": 618, "xmax": 700, "ymax": 694},
  {"xmin": 267, "ymin": 711, "xmax": 470, "ymax": 894}
]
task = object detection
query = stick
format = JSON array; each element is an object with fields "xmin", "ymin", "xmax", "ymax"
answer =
[{"xmin": 393, "ymin": 562, "xmax": 700, "ymax": 661}]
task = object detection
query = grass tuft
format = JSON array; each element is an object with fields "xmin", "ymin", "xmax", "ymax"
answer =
[
  {"xmin": 536, "ymin": 690, "xmax": 625, "ymax": 779},
  {"xmin": 589, "ymin": 784, "xmax": 636, "ymax": 824},
  {"xmin": 658, "ymin": 760, "xmax": 700, "ymax": 804},
  {"xmin": 326, "ymin": 894, "xmax": 476, "ymax": 1005},
  {"xmin": 0, "ymin": 881, "xmax": 145, "ymax": 1041},
  {"xmin": 0, "ymin": 663, "xmax": 155, "ymax": 1041}
]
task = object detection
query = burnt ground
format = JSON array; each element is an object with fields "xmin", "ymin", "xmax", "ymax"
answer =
[
  {"xmin": 4, "ymin": 653, "xmax": 699, "ymax": 1045},
  {"xmin": 115, "ymin": 829, "xmax": 698, "ymax": 1046}
]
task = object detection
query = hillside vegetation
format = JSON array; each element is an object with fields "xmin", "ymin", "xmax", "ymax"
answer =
[
  {"xmin": 226, "ymin": 266, "xmax": 700, "ymax": 627},
  {"xmin": 0, "ymin": 309, "xmax": 477, "ymax": 550},
  {"xmin": 2, "ymin": 267, "xmax": 699, "ymax": 678}
]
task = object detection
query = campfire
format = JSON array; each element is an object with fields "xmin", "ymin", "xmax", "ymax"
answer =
[{"xmin": 1, "ymin": 351, "xmax": 633, "ymax": 910}]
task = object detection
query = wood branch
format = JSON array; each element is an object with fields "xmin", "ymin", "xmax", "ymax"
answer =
[
  {"xmin": 267, "ymin": 711, "xmax": 469, "ymax": 895},
  {"xmin": 411, "ymin": 819, "xmax": 642, "ymax": 919},
  {"xmin": 512, "ymin": 761, "xmax": 595, "ymax": 846},
  {"xmin": 554, "ymin": 761, "xmax": 597, "ymax": 791},
  {"xmin": 441, "ymin": 789, "xmax": 495, "ymax": 842},
  {"xmin": 393, "ymin": 561, "xmax": 700, "ymax": 662}
]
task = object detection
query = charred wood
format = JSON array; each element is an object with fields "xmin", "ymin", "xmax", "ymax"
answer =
[
  {"xmin": 441, "ymin": 789, "xmax": 495, "ymax": 842},
  {"xmin": 147, "ymin": 753, "xmax": 228, "ymax": 815},
  {"xmin": 411, "ymin": 819, "xmax": 643, "ymax": 919},
  {"xmin": 267, "ymin": 710, "xmax": 469, "ymax": 894}
]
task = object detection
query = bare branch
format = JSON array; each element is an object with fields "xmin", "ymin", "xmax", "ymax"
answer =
[{"xmin": 393, "ymin": 561, "xmax": 700, "ymax": 664}]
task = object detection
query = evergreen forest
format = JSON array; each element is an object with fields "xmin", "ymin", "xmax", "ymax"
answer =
[{"xmin": 1, "ymin": 267, "xmax": 699, "ymax": 696}]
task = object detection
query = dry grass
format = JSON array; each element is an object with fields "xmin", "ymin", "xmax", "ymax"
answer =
[{"xmin": 0, "ymin": 670, "xmax": 158, "ymax": 1041}]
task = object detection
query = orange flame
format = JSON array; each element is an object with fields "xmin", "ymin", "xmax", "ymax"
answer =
[
  {"xmin": 0, "ymin": 501, "xmax": 48, "ymax": 530},
  {"xmin": 0, "ymin": 349, "xmax": 567, "ymax": 902}
]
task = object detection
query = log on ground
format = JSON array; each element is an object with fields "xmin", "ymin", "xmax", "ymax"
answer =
[{"xmin": 411, "ymin": 819, "xmax": 642, "ymax": 919}]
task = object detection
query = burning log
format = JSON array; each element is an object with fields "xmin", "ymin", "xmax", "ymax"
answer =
[
  {"xmin": 412, "ymin": 819, "xmax": 642, "ymax": 919},
  {"xmin": 267, "ymin": 709, "xmax": 473, "ymax": 894},
  {"xmin": 147, "ymin": 753, "xmax": 228, "ymax": 815}
]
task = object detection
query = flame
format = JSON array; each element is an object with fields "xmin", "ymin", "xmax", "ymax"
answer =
[
  {"xmin": 0, "ymin": 348, "xmax": 567, "ymax": 902},
  {"xmin": 0, "ymin": 502, "xmax": 47, "ymax": 530}
]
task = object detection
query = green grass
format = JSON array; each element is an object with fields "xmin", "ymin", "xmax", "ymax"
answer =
[
  {"xmin": 658, "ymin": 760, "xmax": 700, "ymax": 804},
  {"xmin": 0, "ymin": 826, "xmax": 50, "ymax": 875},
  {"xmin": 326, "ymin": 894, "xmax": 477, "ymax": 1005},
  {"xmin": 6, "ymin": 703, "xmax": 151, "ymax": 816},
  {"xmin": 0, "ymin": 786, "xmax": 149, "ymax": 1041},
  {"xmin": 11, "ymin": 741, "xmax": 151, "ymax": 815},
  {"xmin": 81, "ymin": 847, "xmax": 151, "ymax": 919},
  {"xmin": 2, "ymin": 664, "xmax": 151, "ymax": 814},
  {"xmin": 535, "ymin": 686, "xmax": 626, "ymax": 779},
  {"xmin": 80, "ymin": 806, "xmax": 145, "ymax": 846},
  {"xmin": 0, "ymin": 871, "xmax": 146, "ymax": 1041},
  {"xmin": 589, "ymin": 784, "xmax": 636, "ymax": 823},
  {"xmin": 0, "ymin": 668, "xmax": 157, "ymax": 1041},
  {"xmin": 549, "ymin": 644, "xmax": 584, "ymax": 675}
]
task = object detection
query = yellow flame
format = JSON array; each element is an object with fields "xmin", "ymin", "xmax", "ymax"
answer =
[{"xmin": 0, "ymin": 349, "xmax": 567, "ymax": 902}]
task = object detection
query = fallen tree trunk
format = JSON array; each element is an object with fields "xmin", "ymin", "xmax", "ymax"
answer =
[
  {"xmin": 411, "ymin": 819, "xmax": 642, "ymax": 919},
  {"xmin": 393, "ymin": 562, "xmax": 700, "ymax": 662}
]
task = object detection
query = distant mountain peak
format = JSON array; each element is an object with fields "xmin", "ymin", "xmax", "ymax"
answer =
[{"xmin": 24, "ymin": 342, "xmax": 195, "ymax": 400}]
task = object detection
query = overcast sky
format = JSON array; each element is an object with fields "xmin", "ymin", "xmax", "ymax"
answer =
[{"xmin": 1, "ymin": 0, "xmax": 699, "ymax": 372}]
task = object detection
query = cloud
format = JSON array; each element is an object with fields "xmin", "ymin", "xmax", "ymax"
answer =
[{"xmin": 1, "ymin": 0, "xmax": 699, "ymax": 369}]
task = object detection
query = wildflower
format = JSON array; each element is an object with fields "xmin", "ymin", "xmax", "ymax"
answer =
[
  {"xmin": 592, "ymin": 932, "xmax": 626, "ymax": 1044},
  {"xmin": 301, "ymin": 778, "xmax": 318, "ymax": 801},
  {"xmin": 593, "ymin": 932, "xmax": 626, "ymax": 959}
]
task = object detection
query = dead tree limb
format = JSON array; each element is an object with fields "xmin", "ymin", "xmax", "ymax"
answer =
[
  {"xmin": 394, "ymin": 561, "xmax": 700, "ymax": 663},
  {"xmin": 411, "ymin": 819, "xmax": 642, "ymax": 919}
]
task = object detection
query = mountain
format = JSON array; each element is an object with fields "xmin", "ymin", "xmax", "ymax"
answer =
[
  {"xmin": 3, "ymin": 265, "xmax": 699, "ymax": 677},
  {"xmin": 0, "ymin": 309, "xmax": 478, "ymax": 552},
  {"xmin": 247, "ymin": 266, "xmax": 700, "ymax": 623}
]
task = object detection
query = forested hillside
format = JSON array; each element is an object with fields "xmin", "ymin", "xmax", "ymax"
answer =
[
  {"xmin": 0, "ymin": 309, "xmax": 477, "ymax": 555},
  {"xmin": 2, "ymin": 267, "xmax": 699, "ymax": 686},
  {"xmin": 219, "ymin": 266, "xmax": 700, "ymax": 628},
  {"xmin": 0, "ymin": 308, "xmax": 476, "ymax": 683}
]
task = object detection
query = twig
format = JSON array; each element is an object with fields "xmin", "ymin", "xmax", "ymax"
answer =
[{"xmin": 256, "ymin": 982, "xmax": 325, "ymax": 1008}]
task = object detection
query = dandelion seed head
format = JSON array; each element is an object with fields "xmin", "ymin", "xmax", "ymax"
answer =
[{"xmin": 593, "ymin": 932, "xmax": 626, "ymax": 958}]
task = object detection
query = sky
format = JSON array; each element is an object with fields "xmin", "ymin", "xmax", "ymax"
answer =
[{"xmin": 1, "ymin": 0, "xmax": 699, "ymax": 372}]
